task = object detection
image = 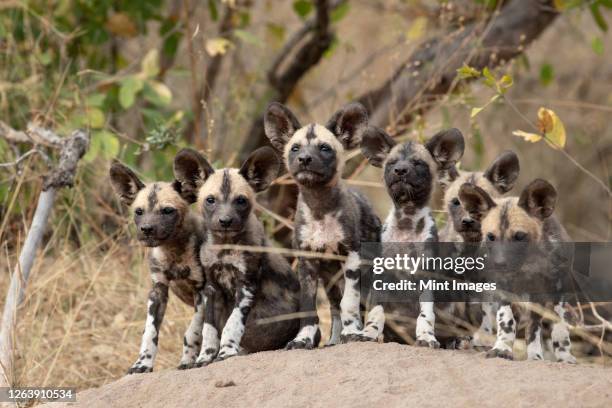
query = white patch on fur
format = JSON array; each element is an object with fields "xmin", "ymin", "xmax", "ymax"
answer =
[
  {"xmin": 491, "ymin": 305, "xmax": 515, "ymax": 356},
  {"xmin": 381, "ymin": 207, "xmax": 435, "ymax": 242},
  {"xmin": 294, "ymin": 324, "xmax": 319, "ymax": 343},
  {"xmin": 130, "ymin": 298, "xmax": 159, "ymax": 372},
  {"xmin": 416, "ymin": 301, "xmax": 438, "ymax": 347},
  {"xmin": 362, "ymin": 305, "xmax": 385, "ymax": 340},
  {"xmin": 472, "ymin": 302, "xmax": 497, "ymax": 349},
  {"xmin": 298, "ymin": 204, "xmax": 345, "ymax": 251},
  {"xmin": 527, "ymin": 326, "xmax": 543, "ymax": 360},
  {"xmin": 340, "ymin": 251, "xmax": 363, "ymax": 336},
  {"xmin": 179, "ymin": 297, "xmax": 205, "ymax": 366},
  {"xmin": 195, "ymin": 323, "xmax": 219, "ymax": 365},
  {"xmin": 218, "ymin": 288, "xmax": 254, "ymax": 359},
  {"xmin": 552, "ymin": 302, "xmax": 576, "ymax": 364}
]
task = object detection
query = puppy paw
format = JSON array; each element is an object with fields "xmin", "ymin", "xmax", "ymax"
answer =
[
  {"xmin": 486, "ymin": 347, "xmax": 513, "ymax": 360},
  {"xmin": 415, "ymin": 339, "xmax": 440, "ymax": 349},
  {"xmin": 285, "ymin": 338, "xmax": 315, "ymax": 350},
  {"xmin": 340, "ymin": 333, "xmax": 376, "ymax": 343},
  {"xmin": 557, "ymin": 354, "xmax": 577, "ymax": 364},
  {"xmin": 127, "ymin": 364, "xmax": 152, "ymax": 374},
  {"xmin": 214, "ymin": 345, "xmax": 239, "ymax": 362}
]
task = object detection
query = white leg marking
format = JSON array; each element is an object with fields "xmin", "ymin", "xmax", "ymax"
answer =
[
  {"xmin": 129, "ymin": 298, "xmax": 158, "ymax": 373},
  {"xmin": 195, "ymin": 323, "xmax": 219, "ymax": 365},
  {"xmin": 179, "ymin": 296, "xmax": 205, "ymax": 367},
  {"xmin": 487, "ymin": 305, "xmax": 515, "ymax": 359},
  {"xmin": 217, "ymin": 288, "xmax": 254, "ymax": 360},
  {"xmin": 416, "ymin": 301, "xmax": 439, "ymax": 348},
  {"xmin": 340, "ymin": 251, "xmax": 363, "ymax": 337},
  {"xmin": 472, "ymin": 302, "xmax": 497, "ymax": 349},
  {"xmin": 362, "ymin": 305, "xmax": 385, "ymax": 341},
  {"xmin": 527, "ymin": 326, "xmax": 543, "ymax": 360},
  {"xmin": 552, "ymin": 303, "xmax": 576, "ymax": 364}
]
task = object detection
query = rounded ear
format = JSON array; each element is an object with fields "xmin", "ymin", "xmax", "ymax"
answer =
[
  {"xmin": 518, "ymin": 179, "xmax": 557, "ymax": 220},
  {"xmin": 326, "ymin": 102, "xmax": 368, "ymax": 150},
  {"xmin": 458, "ymin": 183, "xmax": 496, "ymax": 219},
  {"xmin": 484, "ymin": 150, "xmax": 520, "ymax": 194},
  {"xmin": 264, "ymin": 102, "xmax": 302, "ymax": 151},
  {"xmin": 360, "ymin": 126, "xmax": 396, "ymax": 168},
  {"xmin": 109, "ymin": 160, "xmax": 145, "ymax": 206},
  {"xmin": 424, "ymin": 128, "xmax": 465, "ymax": 170},
  {"xmin": 239, "ymin": 146, "xmax": 281, "ymax": 193},
  {"xmin": 173, "ymin": 148, "xmax": 215, "ymax": 203}
]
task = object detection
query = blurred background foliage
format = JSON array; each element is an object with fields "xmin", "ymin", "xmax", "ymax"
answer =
[{"xmin": 0, "ymin": 0, "xmax": 611, "ymax": 390}]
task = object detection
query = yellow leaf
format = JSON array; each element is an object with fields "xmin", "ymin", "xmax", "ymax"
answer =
[
  {"xmin": 470, "ymin": 106, "xmax": 484, "ymax": 118},
  {"xmin": 149, "ymin": 81, "xmax": 172, "ymax": 105},
  {"xmin": 85, "ymin": 107, "xmax": 105, "ymax": 129},
  {"xmin": 512, "ymin": 130, "xmax": 542, "ymax": 143},
  {"xmin": 205, "ymin": 38, "xmax": 233, "ymax": 56},
  {"xmin": 141, "ymin": 49, "xmax": 160, "ymax": 78},
  {"xmin": 105, "ymin": 13, "xmax": 137, "ymax": 38},
  {"xmin": 406, "ymin": 17, "xmax": 428, "ymax": 41},
  {"xmin": 537, "ymin": 107, "xmax": 566, "ymax": 149}
]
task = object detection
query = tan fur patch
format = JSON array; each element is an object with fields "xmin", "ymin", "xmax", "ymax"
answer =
[
  {"xmin": 132, "ymin": 182, "xmax": 188, "ymax": 214},
  {"xmin": 481, "ymin": 197, "xmax": 542, "ymax": 241},
  {"xmin": 444, "ymin": 171, "xmax": 499, "ymax": 207},
  {"xmin": 197, "ymin": 168, "xmax": 255, "ymax": 208},
  {"xmin": 283, "ymin": 124, "xmax": 345, "ymax": 174}
]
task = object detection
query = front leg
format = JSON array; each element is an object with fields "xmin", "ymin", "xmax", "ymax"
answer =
[
  {"xmin": 216, "ymin": 284, "xmax": 256, "ymax": 361},
  {"xmin": 525, "ymin": 308, "xmax": 544, "ymax": 361},
  {"xmin": 178, "ymin": 288, "xmax": 205, "ymax": 369},
  {"xmin": 551, "ymin": 302, "xmax": 576, "ymax": 364},
  {"xmin": 127, "ymin": 282, "xmax": 168, "ymax": 374},
  {"xmin": 286, "ymin": 258, "xmax": 320, "ymax": 350},
  {"xmin": 416, "ymin": 301, "xmax": 440, "ymax": 348},
  {"xmin": 471, "ymin": 302, "xmax": 497, "ymax": 350},
  {"xmin": 340, "ymin": 251, "xmax": 366, "ymax": 342},
  {"xmin": 194, "ymin": 284, "xmax": 220, "ymax": 367},
  {"xmin": 486, "ymin": 303, "xmax": 515, "ymax": 360}
]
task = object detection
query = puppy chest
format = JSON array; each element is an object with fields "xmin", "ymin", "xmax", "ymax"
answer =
[
  {"xmin": 202, "ymin": 248, "xmax": 247, "ymax": 294},
  {"xmin": 298, "ymin": 214, "xmax": 345, "ymax": 252}
]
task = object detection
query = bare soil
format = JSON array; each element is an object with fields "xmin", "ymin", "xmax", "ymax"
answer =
[{"xmin": 58, "ymin": 342, "xmax": 611, "ymax": 408}]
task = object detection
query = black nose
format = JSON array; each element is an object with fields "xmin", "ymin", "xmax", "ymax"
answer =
[
  {"xmin": 394, "ymin": 165, "xmax": 409, "ymax": 176},
  {"xmin": 461, "ymin": 218, "xmax": 475, "ymax": 227},
  {"xmin": 140, "ymin": 225, "xmax": 153, "ymax": 235},
  {"xmin": 298, "ymin": 154, "xmax": 312, "ymax": 165},
  {"xmin": 219, "ymin": 216, "xmax": 233, "ymax": 228}
]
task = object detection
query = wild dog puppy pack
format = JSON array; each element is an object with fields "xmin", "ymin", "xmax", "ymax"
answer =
[{"xmin": 111, "ymin": 101, "xmax": 579, "ymax": 375}]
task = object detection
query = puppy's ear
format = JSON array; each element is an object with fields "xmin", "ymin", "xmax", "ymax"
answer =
[
  {"xmin": 484, "ymin": 151, "xmax": 520, "ymax": 194},
  {"xmin": 425, "ymin": 128, "xmax": 465, "ymax": 170},
  {"xmin": 360, "ymin": 126, "xmax": 396, "ymax": 168},
  {"xmin": 518, "ymin": 179, "xmax": 557, "ymax": 220},
  {"xmin": 326, "ymin": 102, "xmax": 368, "ymax": 150},
  {"xmin": 173, "ymin": 148, "xmax": 215, "ymax": 203},
  {"xmin": 240, "ymin": 147, "xmax": 281, "ymax": 193},
  {"xmin": 459, "ymin": 183, "xmax": 496, "ymax": 220},
  {"xmin": 110, "ymin": 160, "xmax": 145, "ymax": 206},
  {"xmin": 264, "ymin": 102, "xmax": 302, "ymax": 151}
]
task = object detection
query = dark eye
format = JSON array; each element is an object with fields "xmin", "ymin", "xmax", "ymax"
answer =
[
  {"xmin": 513, "ymin": 231, "xmax": 528, "ymax": 241},
  {"xmin": 135, "ymin": 208, "xmax": 144, "ymax": 216},
  {"xmin": 290, "ymin": 144, "xmax": 300, "ymax": 152},
  {"xmin": 235, "ymin": 195, "xmax": 248, "ymax": 206},
  {"xmin": 451, "ymin": 198, "xmax": 461, "ymax": 207},
  {"xmin": 161, "ymin": 207, "xmax": 175, "ymax": 215},
  {"xmin": 206, "ymin": 196, "xmax": 215, "ymax": 204},
  {"xmin": 319, "ymin": 143, "xmax": 331, "ymax": 152},
  {"xmin": 386, "ymin": 159, "xmax": 397, "ymax": 166},
  {"xmin": 487, "ymin": 233, "xmax": 496, "ymax": 242}
]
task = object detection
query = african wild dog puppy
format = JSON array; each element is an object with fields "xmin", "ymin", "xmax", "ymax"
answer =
[
  {"xmin": 438, "ymin": 151, "xmax": 520, "ymax": 349},
  {"xmin": 173, "ymin": 147, "xmax": 301, "ymax": 365},
  {"xmin": 110, "ymin": 162, "xmax": 206, "ymax": 373},
  {"xmin": 264, "ymin": 102, "xmax": 384, "ymax": 348},
  {"xmin": 459, "ymin": 179, "xmax": 577, "ymax": 363},
  {"xmin": 361, "ymin": 127, "xmax": 464, "ymax": 348}
]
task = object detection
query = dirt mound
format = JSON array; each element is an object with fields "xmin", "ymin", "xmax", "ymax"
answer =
[{"xmin": 61, "ymin": 343, "xmax": 610, "ymax": 408}]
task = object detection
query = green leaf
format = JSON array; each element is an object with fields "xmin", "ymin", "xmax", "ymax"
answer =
[
  {"xmin": 539, "ymin": 63, "xmax": 554, "ymax": 86},
  {"xmin": 145, "ymin": 81, "xmax": 172, "ymax": 106},
  {"xmin": 482, "ymin": 67, "xmax": 496, "ymax": 88},
  {"xmin": 293, "ymin": 0, "xmax": 312, "ymax": 19},
  {"xmin": 208, "ymin": 0, "xmax": 219, "ymax": 21},
  {"xmin": 234, "ymin": 29, "xmax": 260, "ymax": 45},
  {"xmin": 266, "ymin": 23, "xmax": 286, "ymax": 42},
  {"xmin": 83, "ymin": 130, "xmax": 120, "ymax": 162},
  {"xmin": 591, "ymin": 37, "xmax": 604, "ymax": 55},
  {"xmin": 119, "ymin": 76, "xmax": 144, "ymax": 109},
  {"xmin": 323, "ymin": 37, "xmax": 339, "ymax": 59},
  {"xmin": 590, "ymin": 4, "xmax": 608, "ymax": 32},
  {"xmin": 456, "ymin": 64, "xmax": 481, "ymax": 80},
  {"xmin": 86, "ymin": 93, "xmax": 106, "ymax": 107},
  {"xmin": 141, "ymin": 49, "xmax": 160, "ymax": 78},
  {"xmin": 82, "ymin": 107, "xmax": 105, "ymax": 128},
  {"xmin": 331, "ymin": 2, "xmax": 350, "ymax": 22}
]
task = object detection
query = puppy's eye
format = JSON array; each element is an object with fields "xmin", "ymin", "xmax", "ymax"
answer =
[
  {"xmin": 513, "ymin": 231, "xmax": 528, "ymax": 242},
  {"xmin": 386, "ymin": 159, "xmax": 397, "ymax": 166},
  {"xmin": 486, "ymin": 233, "xmax": 496, "ymax": 242},
  {"xmin": 235, "ymin": 195, "xmax": 248, "ymax": 206},
  {"xmin": 135, "ymin": 208, "xmax": 144, "ymax": 216},
  {"xmin": 319, "ymin": 143, "xmax": 331, "ymax": 152},
  {"xmin": 451, "ymin": 198, "xmax": 461, "ymax": 207},
  {"xmin": 290, "ymin": 144, "xmax": 300, "ymax": 152},
  {"xmin": 206, "ymin": 196, "xmax": 216, "ymax": 204},
  {"xmin": 161, "ymin": 207, "xmax": 175, "ymax": 215}
]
